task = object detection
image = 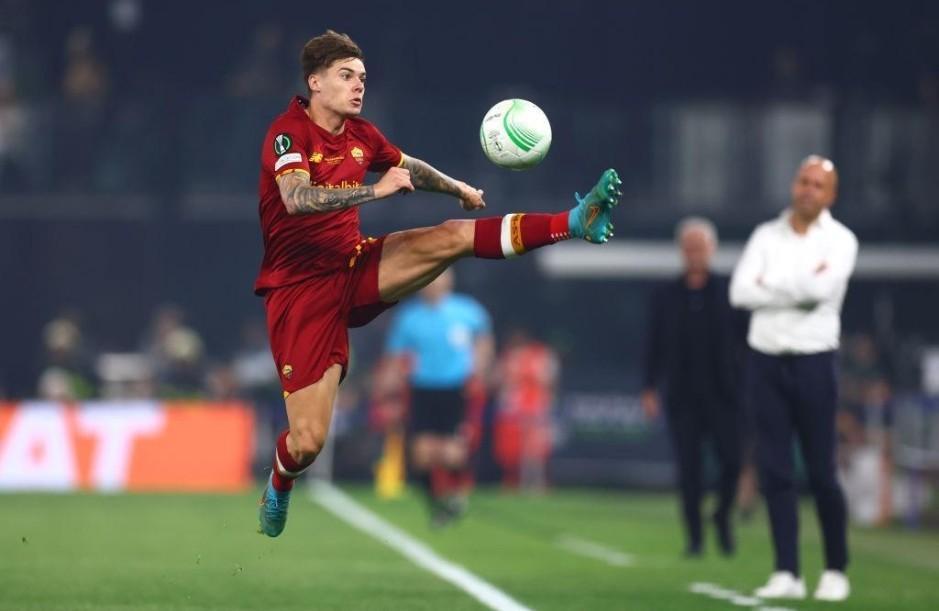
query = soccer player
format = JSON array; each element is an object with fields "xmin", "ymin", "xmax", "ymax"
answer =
[{"xmin": 256, "ymin": 30, "xmax": 621, "ymax": 537}]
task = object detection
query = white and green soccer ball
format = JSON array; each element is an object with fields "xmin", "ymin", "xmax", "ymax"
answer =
[{"xmin": 479, "ymin": 99, "xmax": 552, "ymax": 170}]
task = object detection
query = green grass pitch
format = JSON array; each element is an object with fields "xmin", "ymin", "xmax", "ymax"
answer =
[{"xmin": 2, "ymin": 486, "xmax": 937, "ymax": 610}]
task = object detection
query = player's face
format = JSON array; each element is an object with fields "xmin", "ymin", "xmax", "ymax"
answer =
[
  {"xmin": 790, "ymin": 162, "xmax": 836, "ymax": 220},
  {"xmin": 680, "ymin": 229, "xmax": 714, "ymax": 274},
  {"xmin": 310, "ymin": 58, "xmax": 366, "ymax": 118}
]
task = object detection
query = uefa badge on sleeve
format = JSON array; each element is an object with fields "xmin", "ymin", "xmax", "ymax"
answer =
[{"xmin": 273, "ymin": 133, "xmax": 292, "ymax": 156}]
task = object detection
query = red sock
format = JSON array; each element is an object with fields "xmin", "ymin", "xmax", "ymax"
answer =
[
  {"xmin": 271, "ymin": 429, "xmax": 313, "ymax": 492},
  {"xmin": 473, "ymin": 213, "xmax": 571, "ymax": 259},
  {"xmin": 431, "ymin": 467, "xmax": 450, "ymax": 497}
]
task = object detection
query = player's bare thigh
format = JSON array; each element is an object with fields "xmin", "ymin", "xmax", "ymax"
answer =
[
  {"xmin": 378, "ymin": 219, "xmax": 475, "ymax": 303},
  {"xmin": 283, "ymin": 363, "xmax": 343, "ymax": 462}
]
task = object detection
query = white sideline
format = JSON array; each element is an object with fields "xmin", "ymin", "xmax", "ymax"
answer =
[
  {"xmin": 310, "ymin": 481, "xmax": 534, "ymax": 611},
  {"xmin": 555, "ymin": 535, "xmax": 635, "ymax": 567},
  {"xmin": 688, "ymin": 582, "xmax": 795, "ymax": 611}
]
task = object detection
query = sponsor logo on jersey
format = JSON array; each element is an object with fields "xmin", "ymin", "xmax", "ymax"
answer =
[
  {"xmin": 274, "ymin": 152, "xmax": 302, "ymax": 171},
  {"xmin": 273, "ymin": 133, "xmax": 292, "ymax": 155},
  {"xmin": 350, "ymin": 146, "xmax": 365, "ymax": 165},
  {"xmin": 312, "ymin": 180, "xmax": 362, "ymax": 189},
  {"xmin": 309, "ymin": 151, "xmax": 323, "ymax": 163},
  {"xmin": 324, "ymin": 154, "xmax": 345, "ymax": 165}
]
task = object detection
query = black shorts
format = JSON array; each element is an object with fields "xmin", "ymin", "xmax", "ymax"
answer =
[{"xmin": 408, "ymin": 387, "xmax": 466, "ymax": 435}]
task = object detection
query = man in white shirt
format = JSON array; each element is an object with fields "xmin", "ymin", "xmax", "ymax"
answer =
[{"xmin": 730, "ymin": 156, "xmax": 858, "ymax": 603}]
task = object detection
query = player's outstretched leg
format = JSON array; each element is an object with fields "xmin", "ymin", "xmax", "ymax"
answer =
[
  {"xmin": 377, "ymin": 168, "xmax": 623, "ymax": 302},
  {"xmin": 568, "ymin": 168, "xmax": 622, "ymax": 244},
  {"xmin": 258, "ymin": 471, "xmax": 292, "ymax": 537}
]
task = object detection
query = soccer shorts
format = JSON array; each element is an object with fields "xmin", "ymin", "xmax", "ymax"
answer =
[
  {"xmin": 408, "ymin": 387, "xmax": 467, "ymax": 435},
  {"xmin": 264, "ymin": 236, "xmax": 396, "ymax": 395}
]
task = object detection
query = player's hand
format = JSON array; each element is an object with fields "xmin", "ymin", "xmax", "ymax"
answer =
[
  {"xmin": 456, "ymin": 180, "xmax": 486, "ymax": 211},
  {"xmin": 375, "ymin": 167, "xmax": 415, "ymax": 199}
]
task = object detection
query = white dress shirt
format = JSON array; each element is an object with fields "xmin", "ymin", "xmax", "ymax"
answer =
[{"xmin": 730, "ymin": 209, "xmax": 858, "ymax": 355}]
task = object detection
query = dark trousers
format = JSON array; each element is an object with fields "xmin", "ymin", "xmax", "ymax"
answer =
[
  {"xmin": 666, "ymin": 396, "xmax": 741, "ymax": 550},
  {"xmin": 748, "ymin": 349, "xmax": 848, "ymax": 575}
]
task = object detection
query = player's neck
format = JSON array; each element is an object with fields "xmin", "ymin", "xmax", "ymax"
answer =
[{"xmin": 307, "ymin": 104, "xmax": 346, "ymax": 136}]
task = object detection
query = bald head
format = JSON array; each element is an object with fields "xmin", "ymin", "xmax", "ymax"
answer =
[{"xmin": 791, "ymin": 155, "xmax": 838, "ymax": 224}]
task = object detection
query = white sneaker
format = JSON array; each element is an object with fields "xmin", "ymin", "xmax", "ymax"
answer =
[
  {"xmin": 814, "ymin": 570, "xmax": 850, "ymax": 601},
  {"xmin": 755, "ymin": 571, "xmax": 807, "ymax": 599}
]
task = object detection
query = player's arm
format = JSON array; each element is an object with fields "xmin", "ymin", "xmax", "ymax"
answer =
[
  {"xmin": 400, "ymin": 154, "xmax": 486, "ymax": 211},
  {"xmin": 276, "ymin": 169, "xmax": 414, "ymax": 215}
]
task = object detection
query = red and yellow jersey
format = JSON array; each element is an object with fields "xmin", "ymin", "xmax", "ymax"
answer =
[{"xmin": 254, "ymin": 96, "xmax": 403, "ymax": 294}]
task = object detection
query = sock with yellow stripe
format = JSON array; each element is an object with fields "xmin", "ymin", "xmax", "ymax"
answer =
[{"xmin": 472, "ymin": 213, "xmax": 571, "ymax": 259}]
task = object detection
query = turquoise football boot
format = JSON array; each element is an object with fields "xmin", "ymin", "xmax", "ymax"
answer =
[
  {"xmin": 568, "ymin": 168, "xmax": 622, "ymax": 244},
  {"xmin": 258, "ymin": 472, "xmax": 291, "ymax": 537}
]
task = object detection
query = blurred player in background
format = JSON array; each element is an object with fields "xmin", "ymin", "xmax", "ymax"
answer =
[
  {"xmin": 254, "ymin": 30, "xmax": 622, "ymax": 537},
  {"xmin": 492, "ymin": 328, "xmax": 559, "ymax": 491},
  {"xmin": 731, "ymin": 156, "xmax": 857, "ymax": 602},
  {"xmin": 641, "ymin": 217, "xmax": 745, "ymax": 557},
  {"xmin": 381, "ymin": 269, "xmax": 493, "ymax": 526}
]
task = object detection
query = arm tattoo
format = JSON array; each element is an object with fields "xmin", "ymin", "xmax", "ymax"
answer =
[
  {"xmin": 401, "ymin": 156, "xmax": 462, "ymax": 196},
  {"xmin": 277, "ymin": 173, "xmax": 377, "ymax": 215}
]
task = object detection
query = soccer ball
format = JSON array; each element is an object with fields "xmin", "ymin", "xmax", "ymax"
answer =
[{"xmin": 479, "ymin": 99, "xmax": 552, "ymax": 170}]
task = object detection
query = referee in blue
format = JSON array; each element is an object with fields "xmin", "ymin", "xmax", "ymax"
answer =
[
  {"xmin": 384, "ymin": 268, "xmax": 493, "ymax": 526},
  {"xmin": 731, "ymin": 156, "xmax": 857, "ymax": 602}
]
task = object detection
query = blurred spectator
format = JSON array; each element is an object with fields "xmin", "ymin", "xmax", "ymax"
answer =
[
  {"xmin": 58, "ymin": 26, "xmax": 110, "ymax": 191},
  {"xmin": 838, "ymin": 333, "xmax": 894, "ymax": 526},
  {"xmin": 140, "ymin": 305, "xmax": 207, "ymax": 398},
  {"xmin": 0, "ymin": 35, "xmax": 29, "ymax": 192},
  {"xmin": 227, "ymin": 23, "xmax": 290, "ymax": 98},
  {"xmin": 155, "ymin": 326, "xmax": 206, "ymax": 397},
  {"xmin": 37, "ymin": 314, "xmax": 97, "ymax": 400},
  {"xmin": 0, "ymin": 80, "xmax": 27, "ymax": 192},
  {"xmin": 492, "ymin": 328, "xmax": 558, "ymax": 492},
  {"xmin": 62, "ymin": 27, "xmax": 110, "ymax": 108}
]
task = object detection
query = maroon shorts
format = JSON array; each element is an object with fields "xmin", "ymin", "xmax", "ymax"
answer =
[{"xmin": 264, "ymin": 236, "xmax": 396, "ymax": 395}]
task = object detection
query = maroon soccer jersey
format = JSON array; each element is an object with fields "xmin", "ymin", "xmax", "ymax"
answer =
[{"xmin": 254, "ymin": 96, "xmax": 403, "ymax": 294}]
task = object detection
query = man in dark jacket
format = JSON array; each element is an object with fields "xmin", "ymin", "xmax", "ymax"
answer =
[{"xmin": 641, "ymin": 217, "xmax": 746, "ymax": 556}]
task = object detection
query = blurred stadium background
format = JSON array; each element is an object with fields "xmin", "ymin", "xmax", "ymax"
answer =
[{"xmin": 2, "ymin": 1, "xmax": 939, "ymax": 609}]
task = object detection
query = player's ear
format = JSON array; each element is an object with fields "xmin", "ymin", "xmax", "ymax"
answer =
[{"xmin": 307, "ymin": 73, "xmax": 319, "ymax": 94}]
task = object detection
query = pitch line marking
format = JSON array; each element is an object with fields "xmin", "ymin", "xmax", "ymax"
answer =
[
  {"xmin": 689, "ymin": 582, "xmax": 795, "ymax": 610},
  {"xmin": 310, "ymin": 481, "xmax": 534, "ymax": 611},
  {"xmin": 554, "ymin": 534, "xmax": 635, "ymax": 567}
]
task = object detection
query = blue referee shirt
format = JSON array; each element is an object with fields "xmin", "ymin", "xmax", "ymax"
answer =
[{"xmin": 385, "ymin": 294, "xmax": 491, "ymax": 389}]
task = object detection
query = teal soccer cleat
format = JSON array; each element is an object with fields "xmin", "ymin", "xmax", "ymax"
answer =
[
  {"xmin": 568, "ymin": 168, "xmax": 622, "ymax": 244},
  {"xmin": 258, "ymin": 473, "xmax": 291, "ymax": 537}
]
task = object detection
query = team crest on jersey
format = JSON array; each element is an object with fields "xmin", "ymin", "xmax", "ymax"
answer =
[
  {"xmin": 281, "ymin": 364, "xmax": 293, "ymax": 379},
  {"xmin": 273, "ymin": 133, "xmax": 292, "ymax": 155},
  {"xmin": 309, "ymin": 151, "xmax": 323, "ymax": 164},
  {"xmin": 350, "ymin": 146, "xmax": 365, "ymax": 165}
]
